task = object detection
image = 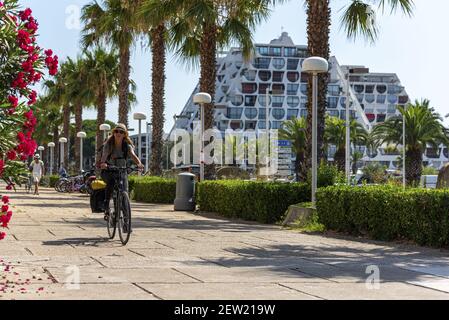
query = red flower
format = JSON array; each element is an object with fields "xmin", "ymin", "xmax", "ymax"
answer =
[
  {"xmin": 0, "ymin": 233, "xmax": 5, "ymax": 240},
  {"xmin": 19, "ymin": 8, "xmax": 32, "ymax": 21},
  {"xmin": 0, "ymin": 159, "xmax": 4, "ymax": 176},
  {"xmin": 27, "ymin": 91, "xmax": 37, "ymax": 106},
  {"xmin": 6, "ymin": 150, "xmax": 16, "ymax": 161},
  {"xmin": 1, "ymin": 205, "xmax": 8, "ymax": 213},
  {"xmin": 44, "ymin": 49, "xmax": 53, "ymax": 56},
  {"xmin": 8, "ymin": 96, "xmax": 18, "ymax": 108},
  {"xmin": 5, "ymin": 185, "xmax": 12, "ymax": 191},
  {"xmin": 1, "ymin": 196, "xmax": 9, "ymax": 204},
  {"xmin": 17, "ymin": 132, "xmax": 25, "ymax": 142}
]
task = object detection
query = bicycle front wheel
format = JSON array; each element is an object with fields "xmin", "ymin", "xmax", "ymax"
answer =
[
  {"xmin": 118, "ymin": 192, "xmax": 132, "ymax": 245},
  {"xmin": 106, "ymin": 199, "xmax": 116, "ymax": 239}
]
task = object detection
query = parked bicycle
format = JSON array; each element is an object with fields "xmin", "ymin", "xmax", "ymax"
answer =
[{"xmin": 105, "ymin": 165, "xmax": 139, "ymax": 245}]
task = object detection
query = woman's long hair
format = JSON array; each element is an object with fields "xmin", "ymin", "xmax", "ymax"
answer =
[{"xmin": 104, "ymin": 129, "xmax": 135, "ymax": 151}]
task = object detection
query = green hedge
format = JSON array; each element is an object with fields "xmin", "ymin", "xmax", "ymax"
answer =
[
  {"xmin": 197, "ymin": 180, "xmax": 310, "ymax": 223},
  {"xmin": 316, "ymin": 185, "xmax": 449, "ymax": 247},
  {"xmin": 39, "ymin": 175, "xmax": 59, "ymax": 187},
  {"xmin": 132, "ymin": 176, "xmax": 176, "ymax": 204}
]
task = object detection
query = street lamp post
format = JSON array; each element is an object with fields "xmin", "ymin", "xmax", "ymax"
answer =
[
  {"xmin": 193, "ymin": 93, "xmax": 212, "ymax": 182},
  {"xmin": 59, "ymin": 137, "xmax": 67, "ymax": 170},
  {"xmin": 403, "ymin": 106, "xmax": 406, "ymax": 188},
  {"xmin": 77, "ymin": 132, "xmax": 87, "ymax": 172},
  {"xmin": 99, "ymin": 123, "xmax": 111, "ymax": 144},
  {"xmin": 48, "ymin": 142, "xmax": 55, "ymax": 175},
  {"xmin": 38, "ymin": 146, "xmax": 44, "ymax": 159},
  {"xmin": 133, "ymin": 113, "xmax": 147, "ymax": 176},
  {"xmin": 302, "ymin": 57, "xmax": 329, "ymax": 204},
  {"xmin": 146, "ymin": 122, "xmax": 152, "ymax": 173},
  {"xmin": 345, "ymin": 73, "xmax": 351, "ymax": 185}
]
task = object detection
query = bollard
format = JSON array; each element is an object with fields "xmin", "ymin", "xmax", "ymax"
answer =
[{"xmin": 174, "ymin": 172, "xmax": 196, "ymax": 211}]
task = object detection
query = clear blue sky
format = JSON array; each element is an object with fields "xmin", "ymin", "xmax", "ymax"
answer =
[{"xmin": 21, "ymin": 0, "xmax": 449, "ymax": 132}]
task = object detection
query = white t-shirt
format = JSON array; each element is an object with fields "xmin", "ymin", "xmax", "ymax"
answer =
[{"xmin": 31, "ymin": 160, "xmax": 44, "ymax": 177}]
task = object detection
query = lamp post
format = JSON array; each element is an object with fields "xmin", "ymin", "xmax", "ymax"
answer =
[
  {"xmin": 302, "ymin": 57, "xmax": 329, "ymax": 204},
  {"xmin": 173, "ymin": 114, "xmax": 190, "ymax": 169},
  {"xmin": 345, "ymin": 72, "xmax": 351, "ymax": 185},
  {"xmin": 133, "ymin": 113, "xmax": 147, "ymax": 175},
  {"xmin": 77, "ymin": 131, "xmax": 87, "ymax": 172},
  {"xmin": 99, "ymin": 123, "xmax": 111, "ymax": 143},
  {"xmin": 38, "ymin": 146, "xmax": 44, "ymax": 159},
  {"xmin": 403, "ymin": 106, "xmax": 406, "ymax": 188},
  {"xmin": 48, "ymin": 142, "xmax": 55, "ymax": 175},
  {"xmin": 265, "ymin": 87, "xmax": 271, "ymax": 179},
  {"xmin": 59, "ymin": 137, "xmax": 67, "ymax": 170},
  {"xmin": 193, "ymin": 92, "xmax": 212, "ymax": 182}
]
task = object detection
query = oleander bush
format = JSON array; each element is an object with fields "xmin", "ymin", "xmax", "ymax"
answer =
[
  {"xmin": 197, "ymin": 180, "xmax": 310, "ymax": 223},
  {"xmin": 132, "ymin": 176, "xmax": 176, "ymax": 204},
  {"xmin": 316, "ymin": 185, "xmax": 449, "ymax": 247}
]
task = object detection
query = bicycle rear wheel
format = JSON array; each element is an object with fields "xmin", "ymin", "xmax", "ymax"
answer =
[
  {"xmin": 106, "ymin": 199, "xmax": 116, "ymax": 239},
  {"xmin": 118, "ymin": 192, "xmax": 131, "ymax": 245}
]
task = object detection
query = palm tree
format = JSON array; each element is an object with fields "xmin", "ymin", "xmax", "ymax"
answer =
[
  {"xmin": 373, "ymin": 99, "xmax": 448, "ymax": 185},
  {"xmin": 81, "ymin": 0, "xmax": 139, "ymax": 127},
  {"xmin": 82, "ymin": 48, "xmax": 120, "ymax": 162},
  {"xmin": 138, "ymin": 0, "xmax": 174, "ymax": 176},
  {"xmin": 168, "ymin": 0, "xmax": 271, "ymax": 179},
  {"xmin": 280, "ymin": 117, "xmax": 307, "ymax": 181},
  {"xmin": 324, "ymin": 116, "xmax": 368, "ymax": 171},
  {"xmin": 301, "ymin": 0, "xmax": 414, "ymax": 178}
]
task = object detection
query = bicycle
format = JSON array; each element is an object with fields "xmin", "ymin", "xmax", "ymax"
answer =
[{"xmin": 105, "ymin": 165, "xmax": 139, "ymax": 245}]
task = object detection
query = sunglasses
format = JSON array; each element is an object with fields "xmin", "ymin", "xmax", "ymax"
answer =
[{"xmin": 114, "ymin": 130, "xmax": 125, "ymax": 134}]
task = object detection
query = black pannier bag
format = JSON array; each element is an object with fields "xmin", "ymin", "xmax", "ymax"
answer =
[{"xmin": 90, "ymin": 189, "xmax": 106, "ymax": 213}]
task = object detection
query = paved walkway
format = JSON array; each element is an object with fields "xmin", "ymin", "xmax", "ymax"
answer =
[{"xmin": 2, "ymin": 187, "xmax": 449, "ymax": 300}]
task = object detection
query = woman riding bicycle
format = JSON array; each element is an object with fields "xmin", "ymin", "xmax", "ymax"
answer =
[{"xmin": 99, "ymin": 123, "xmax": 144, "ymax": 220}]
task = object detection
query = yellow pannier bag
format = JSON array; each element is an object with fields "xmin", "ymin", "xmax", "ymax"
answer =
[{"xmin": 91, "ymin": 180, "xmax": 107, "ymax": 190}]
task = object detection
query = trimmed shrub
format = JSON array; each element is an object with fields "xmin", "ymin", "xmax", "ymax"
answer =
[
  {"xmin": 39, "ymin": 175, "xmax": 59, "ymax": 187},
  {"xmin": 197, "ymin": 180, "xmax": 310, "ymax": 223},
  {"xmin": 132, "ymin": 177, "xmax": 176, "ymax": 204},
  {"xmin": 316, "ymin": 185, "xmax": 449, "ymax": 247}
]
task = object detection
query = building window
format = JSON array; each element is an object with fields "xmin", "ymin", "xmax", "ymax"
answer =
[
  {"xmin": 259, "ymin": 83, "xmax": 270, "ymax": 94},
  {"xmin": 244, "ymin": 108, "xmax": 257, "ymax": 119},
  {"xmin": 229, "ymin": 95, "xmax": 243, "ymax": 106},
  {"xmin": 241, "ymin": 83, "xmax": 257, "ymax": 94},
  {"xmin": 272, "ymin": 71, "xmax": 284, "ymax": 82},
  {"xmin": 270, "ymin": 47, "xmax": 282, "ymax": 56},
  {"xmin": 327, "ymin": 97, "xmax": 338, "ymax": 109},
  {"xmin": 328, "ymin": 110, "xmax": 339, "ymax": 117},
  {"xmin": 284, "ymin": 47, "xmax": 297, "ymax": 57},
  {"xmin": 377, "ymin": 114, "xmax": 386, "ymax": 122},
  {"xmin": 287, "ymin": 109, "xmax": 299, "ymax": 119},
  {"xmin": 230, "ymin": 121, "xmax": 243, "ymax": 130},
  {"xmin": 387, "ymin": 95, "xmax": 398, "ymax": 104},
  {"xmin": 356, "ymin": 94, "xmax": 364, "ymax": 103},
  {"xmin": 365, "ymin": 85, "xmax": 375, "ymax": 94},
  {"xmin": 287, "ymin": 59, "xmax": 299, "ymax": 70},
  {"xmin": 254, "ymin": 58, "xmax": 270, "ymax": 69},
  {"xmin": 272, "ymin": 58, "xmax": 285, "ymax": 69},
  {"xmin": 272, "ymin": 109, "xmax": 285, "ymax": 120},
  {"xmin": 387, "ymin": 104, "xmax": 396, "ymax": 114},
  {"xmin": 258, "ymin": 121, "xmax": 269, "ymax": 129},
  {"xmin": 365, "ymin": 94, "xmax": 375, "ymax": 104},
  {"xmin": 300, "ymin": 109, "xmax": 307, "ymax": 118},
  {"xmin": 244, "ymin": 95, "xmax": 257, "ymax": 106},
  {"xmin": 388, "ymin": 85, "xmax": 402, "ymax": 94},
  {"xmin": 258, "ymin": 70, "xmax": 271, "ymax": 81},
  {"xmin": 258, "ymin": 108, "xmax": 266, "ymax": 120},
  {"xmin": 300, "ymin": 83, "xmax": 308, "ymax": 95},
  {"xmin": 242, "ymin": 69, "xmax": 256, "ymax": 81},
  {"xmin": 272, "ymin": 96, "xmax": 284, "ymax": 108},
  {"xmin": 258, "ymin": 95, "xmax": 271, "ymax": 107},
  {"xmin": 287, "ymin": 72, "xmax": 299, "ymax": 82},
  {"xmin": 227, "ymin": 107, "xmax": 243, "ymax": 119},
  {"xmin": 340, "ymin": 96, "xmax": 347, "ymax": 107},
  {"xmin": 300, "ymin": 72, "xmax": 309, "ymax": 82},
  {"xmin": 354, "ymin": 84, "xmax": 364, "ymax": 93},
  {"xmin": 272, "ymin": 84, "xmax": 285, "ymax": 94},
  {"xmin": 376, "ymin": 95, "xmax": 386, "ymax": 104},
  {"xmin": 272, "ymin": 121, "xmax": 283, "ymax": 129},
  {"xmin": 256, "ymin": 46, "xmax": 269, "ymax": 56},
  {"xmin": 287, "ymin": 84, "xmax": 299, "ymax": 95},
  {"xmin": 398, "ymin": 95, "xmax": 409, "ymax": 104},
  {"xmin": 376, "ymin": 85, "xmax": 387, "ymax": 94},
  {"xmin": 287, "ymin": 96, "xmax": 299, "ymax": 108},
  {"xmin": 328, "ymin": 85, "xmax": 340, "ymax": 96}
]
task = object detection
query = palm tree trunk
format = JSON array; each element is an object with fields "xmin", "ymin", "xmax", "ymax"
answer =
[
  {"xmin": 295, "ymin": 151, "xmax": 305, "ymax": 182},
  {"xmin": 74, "ymin": 103, "xmax": 83, "ymax": 172},
  {"xmin": 199, "ymin": 22, "xmax": 217, "ymax": 180},
  {"xmin": 62, "ymin": 104, "xmax": 70, "ymax": 169},
  {"xmin": 150, "ymin": 24, "xmax": 166, "ymax": 176},
  {"xmin": 303, "ymin": 0, "xmax": 331, "ymax": 179},
  {"xmin": 334, "ymin": 147, "xmax": 345, "ymax": 172},
  {"xmin": 53, "ymin": 127, "xmax": 59, "ymax": 174},
  {"xmin": 406, "ymin": 147, "xmax": 423, "ymax": 186},
  {"xmin": 118, "ymin": 45, "xmax": 131, "ymax": 127},
  {"xmin": 96, "ymin": 89, "xmax": 107, "ymax": 166}
]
